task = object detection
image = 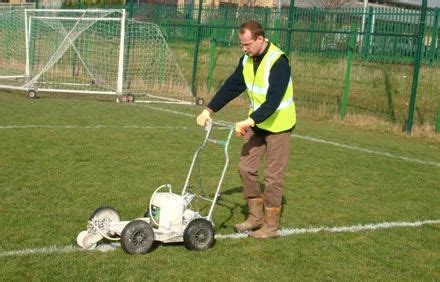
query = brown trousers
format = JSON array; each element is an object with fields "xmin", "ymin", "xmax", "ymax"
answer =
[{"xmin": 238, "ymin": 128, "xmax": 291, "ymax": 208}]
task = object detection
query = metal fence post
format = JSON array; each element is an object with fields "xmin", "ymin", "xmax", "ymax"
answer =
[
  {"xmin": 428, "ymin": 8, "xmax": 439, "ymax": 66},
  {"xmin": 128, "ymin": 0, "xmax": 135, "ymax": 19},
  {"xmin": 285, "ymin": 0, "xmax": 295, "ymax": 56},
  {"xmin": 363, "ymin": 6, "xmax": 373, "ymax": 57},
  {"xmin": 191, "ymin": 0, "xmax": 204, "ymax": 96},
  {"xmin": 340, "ymin": 24, "xmax": 357, "ymax": 119},
  {"xmin": 207, "ymin": 37, "xmax": 217, "ymax": 93},
  {"xmin": 309, "ymin": 6, "xmax": 317, "ymax": 52},
  {"xmin": 406, "ymin": 0, "xmax": 428, "ymax": 133},
  {"xmin": 436, "ymin": 110, "xmax": 440, "ymax": 133}
]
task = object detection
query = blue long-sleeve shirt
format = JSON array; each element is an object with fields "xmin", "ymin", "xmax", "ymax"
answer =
[{"xmin": 207, "ymin": 42, "xmax": 293, "ymax": 134}]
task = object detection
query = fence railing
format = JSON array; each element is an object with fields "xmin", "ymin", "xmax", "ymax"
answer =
[{"xmin": 4, "ymin": 1, "xmax": 440, "ymax": 132}]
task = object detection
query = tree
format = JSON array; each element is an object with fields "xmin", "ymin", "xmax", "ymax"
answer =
[{"xmin": 316, "ymin": 0, "xmax": 351, "ymax": 8}]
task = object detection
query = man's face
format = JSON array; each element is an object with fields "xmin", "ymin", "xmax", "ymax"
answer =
[{"xmin": 239, "ymin": 29, "xmax": 265, "ymax": 57}]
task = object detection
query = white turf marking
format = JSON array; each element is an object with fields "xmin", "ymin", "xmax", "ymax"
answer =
[
  {"xmin": 1, "ymin": 105, "xmax": 439, "ymax": 167},
  {"xmin": 216, "ymin": 219, "xmax": 440, "ymax": 239},
  {"xmin": 0, "ymin": 125, "xmax": 193, "ymax": 130},
  {"xmin": 292, "ymin": 134, "xmax": 440, "ymax": 167},
  {"xmin": 0, "ymin": 219, "xmax": 438, "ymax": 258},
  {"xmin": 142, "ymin": 105, "xmax": 440, "ymax": 168}
]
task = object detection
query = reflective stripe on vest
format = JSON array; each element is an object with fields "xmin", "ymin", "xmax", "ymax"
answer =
[{"xmin": 242, "ymin": 43, "xmax": 296, "ymax": 133}]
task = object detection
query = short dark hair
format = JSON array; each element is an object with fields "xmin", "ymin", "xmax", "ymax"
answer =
[{"xmin": 239, "ymin": 21, "xmax": 265, "ymax": 39}]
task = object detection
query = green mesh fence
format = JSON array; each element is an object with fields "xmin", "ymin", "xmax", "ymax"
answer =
[{"xmin": 5, "ymin": 2, "xmax": 440, "ymax": 130}]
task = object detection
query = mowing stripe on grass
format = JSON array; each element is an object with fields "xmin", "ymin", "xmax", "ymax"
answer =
[
  {"xmin": 1, "ymin": 219, "xmax": 439, "ymax": 258},
  {"xmin": 141, "ymin": 105, "xmax": 440, "ymax": 168}
]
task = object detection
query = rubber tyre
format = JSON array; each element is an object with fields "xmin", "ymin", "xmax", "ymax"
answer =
[
  {"xmin": 89, "ymin": 206, "xmax": 120, "ymax": 237},
  {"xmin": 27, "ymin": 90, "xmax": 37, "ymax": 99},
  {"xmin": 89, "ymin": 206, "xmax": 120, "ymax": 222},
  {"xmin": 120, "ymin": 95, "xmax": 128, "ymax": 103},
  {"xmin": 183, "ymin": 218, "xmax": 214, "ymax": 251},
  {"xmin": 196, "ymin": 97, "xmax": 204, "ymax": 106},
  {"xmin": 127, "ymin": 94, "xmax": 135, "ymax": 103},
  {"xmin": 121, "ymin": 220, "xmax": 155, "ymax": 254}
]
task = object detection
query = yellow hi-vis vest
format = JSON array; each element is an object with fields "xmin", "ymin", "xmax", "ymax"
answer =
[{"xmin": 242, "ymin": 43, "xmax": 296, "ymax": 133}]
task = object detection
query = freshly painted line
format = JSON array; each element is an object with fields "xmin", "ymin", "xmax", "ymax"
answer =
[
  {"xmin": 141, "ymin": 105, "xmax": 440, "ymax": 168},
  {"xmin": 216, "ymin": 219, "xmax": 440, "ymax": 239},
  {"xmin": 1, "ymin": 219, "xmax": 439, "ymax": 257},
  {"xmin": 0, "ymin": 245, "xmax": 77, "ymax": 258}
]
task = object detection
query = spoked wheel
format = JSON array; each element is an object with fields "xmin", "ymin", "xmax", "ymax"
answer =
[
  {"xmin": 27, "ymin": 89, "xmax": 37, "ymax": 99},
  {"xmin": 116, "ymin": 95, "xmax": 128, "ymax": 103},
  {"xmin": 126, "ymin": 94, "xmax": 135, "ymax": 103},
  {"xmin": 196, "ymin": 97, "xmax": 204, "ymax": 106},
  {"xmin": 89, "ymin": 206, "xmax": 121, "ymax": 237},
  {"xmin": 183, "ymin": 218, "xmax": 214, "ymax": 251},
  {"xmin": 121, "ymin": 220, "xmax": 155, "ymax": 254}
]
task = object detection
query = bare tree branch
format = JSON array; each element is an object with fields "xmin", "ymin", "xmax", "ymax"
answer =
[{"xmin": 316, "ymin": 0, "xmax": 350, "ymax": 8}]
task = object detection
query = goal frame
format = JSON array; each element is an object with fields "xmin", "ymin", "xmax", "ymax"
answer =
[{"xmin": 0, "ymin": 8, "xmax": 126, "ymax": 96}]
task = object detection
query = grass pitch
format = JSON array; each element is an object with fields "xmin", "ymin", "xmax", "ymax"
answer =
[{"xmin": 0, "ymin": 90, "xmax": 439, "ymax": 280}]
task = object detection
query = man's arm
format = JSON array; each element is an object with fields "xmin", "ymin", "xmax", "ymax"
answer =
[
  {"xmin": 249, "ymin": 55, "xmax": 291, "ymax": 124},
  {"xmin": 207, "ymin": 56, "xmax": 247, "ymax": 112}
]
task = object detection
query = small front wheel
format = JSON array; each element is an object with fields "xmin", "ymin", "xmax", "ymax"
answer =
[
  {"xmin": 121, "ymin": 220, "xmax": 155, "ymax": 254},
  {"xmin": 183, "ymin": 218, "xmax": 214, "ymax": 251}
]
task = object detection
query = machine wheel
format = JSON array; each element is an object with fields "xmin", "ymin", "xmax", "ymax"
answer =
[
  {"xmin": 121, "ymin": 220, "xmax": 155, "ymax": 254},
  {"xmin": 27, "ymin": 89, "xmax": 37, "ymax": 99},
  {"xmin": 89, "ymin": 206, "xmax": 120, "ymax": 221},
  {"xmin": 183, "ymin": 218, "xmax": 214, "ymax": 251},
  {"xmin": 76, "ymin": 230, "xmax": 97, "ymax": 250},
  {"xmin": 117, "ymin": 95, "xmax": 128, "ymax": 103},
  {"xmin": 126, "ymin": 94, "xmax": 135, "ymax": 103},
  {"xmin": 89, "ymin": 206, "xmax": 120, "ymax": 237},
  {"xmin": 196, "ymin": 97, "xmax": 204, "ymax": 106}
]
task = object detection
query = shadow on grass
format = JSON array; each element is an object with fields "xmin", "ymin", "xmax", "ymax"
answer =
[
  {"xmin": 382, "ymin": 66, "xmax": 397, "ymax": 123},
  {"xmin": 216, "ymin": 184, "xmax": 287, "ymax": 229}
]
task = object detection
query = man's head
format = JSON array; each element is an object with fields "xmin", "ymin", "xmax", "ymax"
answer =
[{"xmin": 239, "ymin": 21, "xmax": 266, "ymax": 57}]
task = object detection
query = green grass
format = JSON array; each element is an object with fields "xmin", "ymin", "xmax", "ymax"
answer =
[{"xmin": 0, "ymin": 91, "xmax": 439, "ymax": 280}]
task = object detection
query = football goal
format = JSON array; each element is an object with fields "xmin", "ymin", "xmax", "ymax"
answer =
[{"xmin": 0, "ymin": 9, "xmax": 196, "ymax": 104}]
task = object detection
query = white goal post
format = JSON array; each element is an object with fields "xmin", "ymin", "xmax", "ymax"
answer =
[{"xmin": 0, "ymin": 8, "xmax": 194, "ymax": 104}]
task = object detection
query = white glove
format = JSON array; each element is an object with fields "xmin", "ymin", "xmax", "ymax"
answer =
[
  {"xmin": 235, "ymin": 117, "xmax": 255, "ymax": 137},
  {"xmin": 196, "ymin": 109, "xmax": 212, "ymax": 127}
]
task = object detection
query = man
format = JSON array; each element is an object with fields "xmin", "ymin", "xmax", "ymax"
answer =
[{"xmin": 196, "ymin": 21, "xmax": 296, "ymax": 239}]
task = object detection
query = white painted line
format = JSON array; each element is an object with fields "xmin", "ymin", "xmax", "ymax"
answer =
[
  {"xmin": 216, "ymin": 219, "xmax": 440, "ymax": 239},
  {"xmin": 292, "ymin": 134, "xmax": 440, "ymax": 167},
  {"xmin": 0, "ymin": 125, "xmax": 193, "ymax": 130},
  {"xmin": 140, "ymin": 105, "xmax": 440, "ymax": 168},
  {"xmin": 0, "ymin": 245, "xmax": 77, "ymax": 258},
  {"xmin": 1, "ymin": 219, "xmax": 438, "ymax": 257},
  {"xmin": 1, "ymin": 105, "xmax": 438, "ymax": 167}
]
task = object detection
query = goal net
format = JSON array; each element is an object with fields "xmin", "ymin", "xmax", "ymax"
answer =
[{"xmin": 0, "ymin": 9, "xmax": 194, "ymax": 104}]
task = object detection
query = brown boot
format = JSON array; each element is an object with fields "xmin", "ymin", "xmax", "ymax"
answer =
[
  {"xmin": 234, "ymin": 197, "xmax": 264, "ymax": 233},
  {"xmin": 249, "ymin": 207, "xmax": 281, "ymax": 239}
]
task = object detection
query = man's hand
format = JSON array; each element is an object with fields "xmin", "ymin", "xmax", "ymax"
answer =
[
  {"xmin": 196, "ymin": 109, "xmax": 212, "ymax": 127},
  {"xmin": 235, "ymin": 118, "xmax": 255, "ymax": 137}
]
